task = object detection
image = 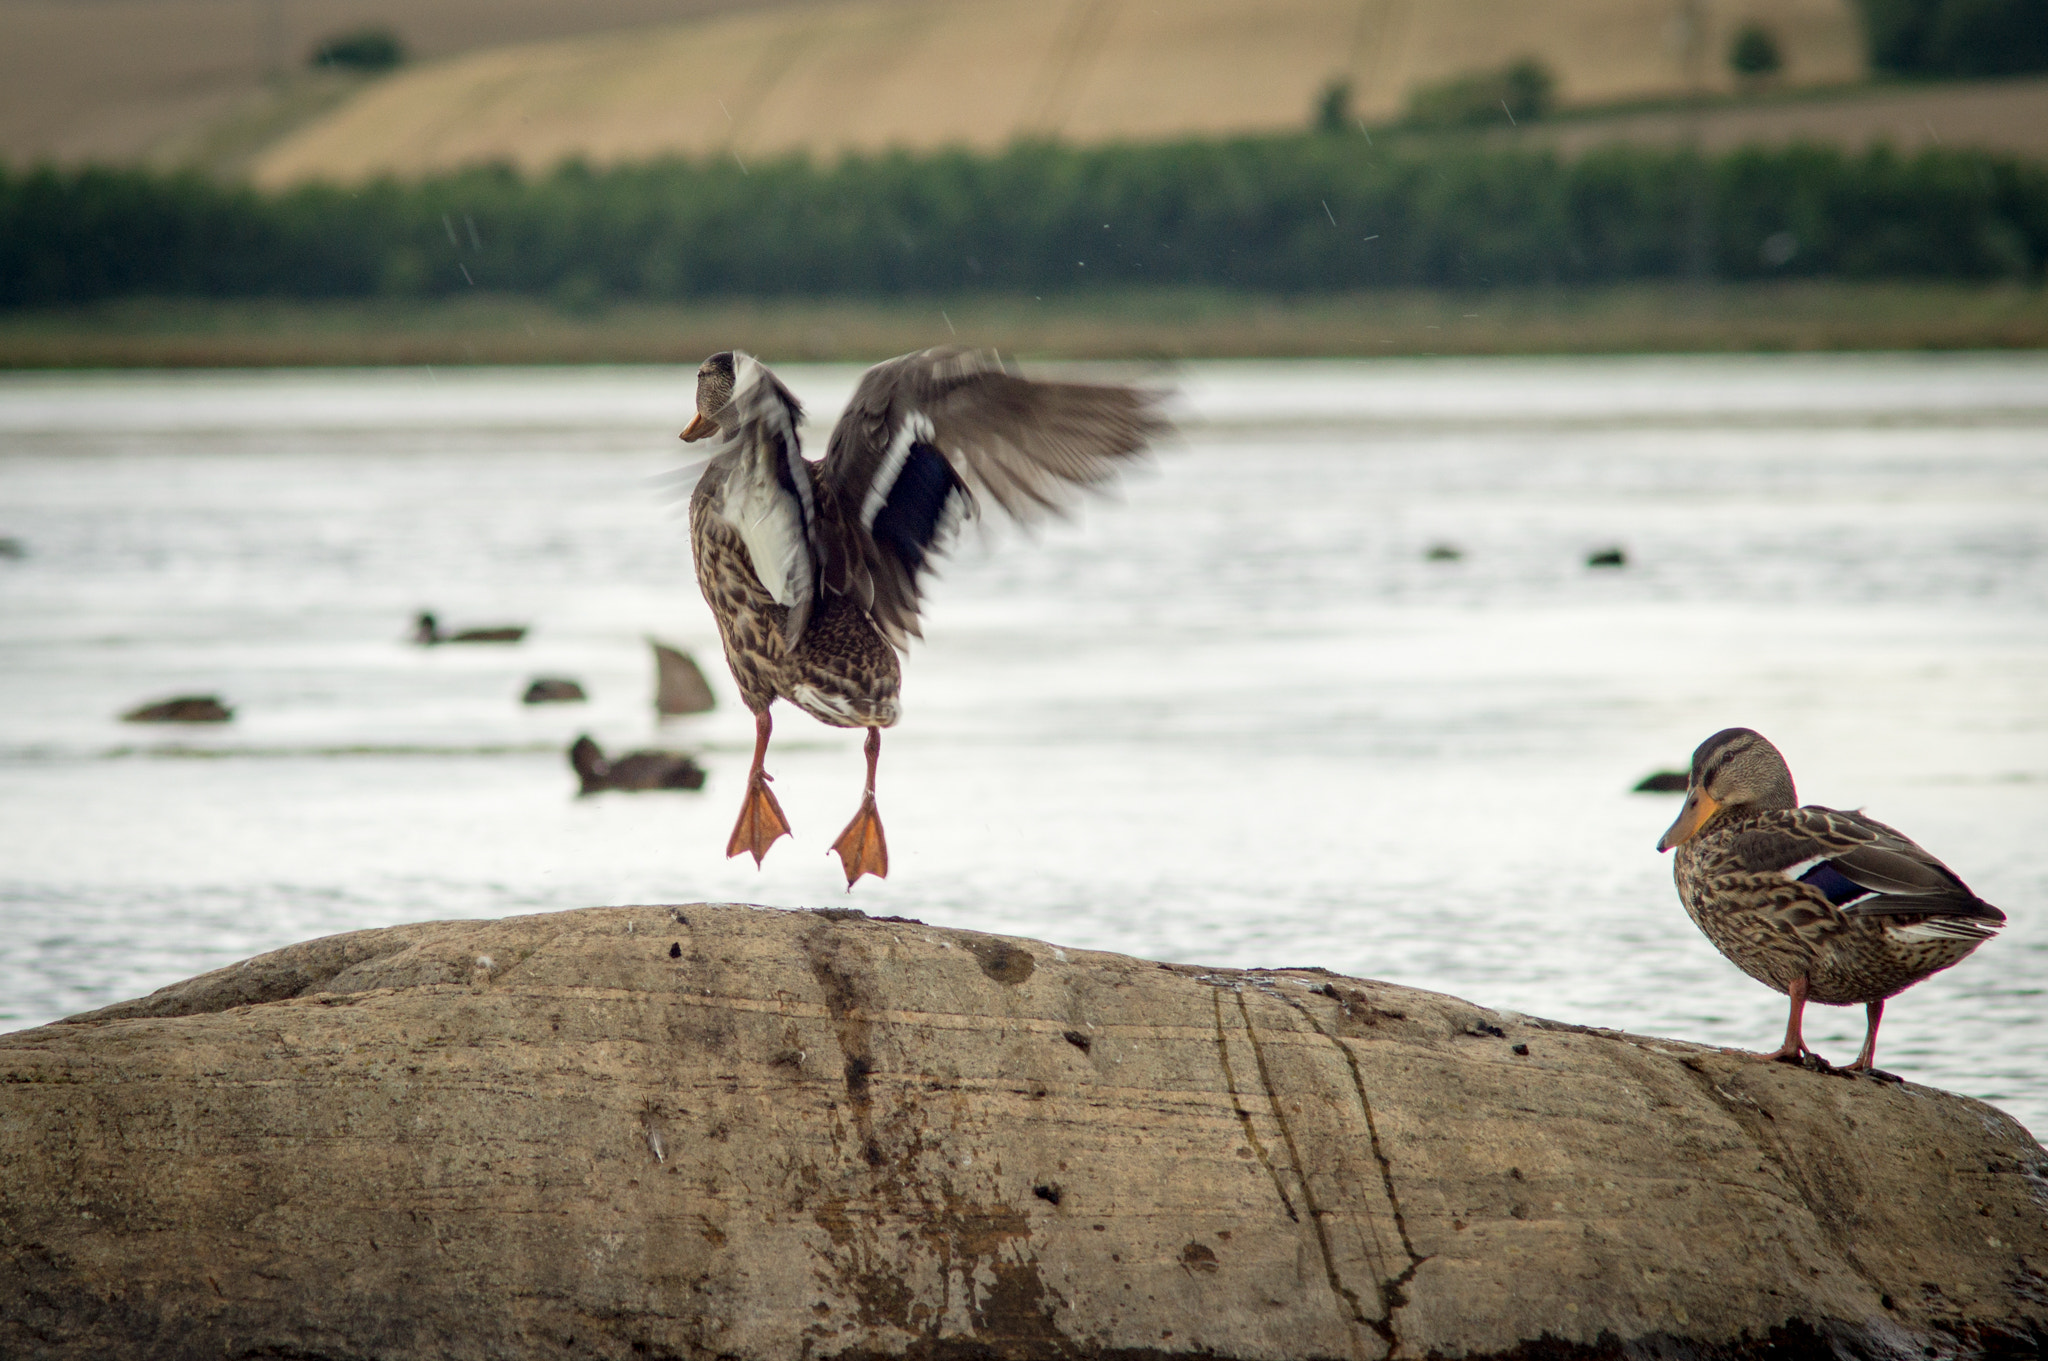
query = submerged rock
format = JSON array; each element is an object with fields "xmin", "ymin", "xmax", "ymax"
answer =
[
  {"xmin": 119, "ymin": 694, "xmax": 233, "ymax": 723},
  {"xmin": 1586, "ymin": 546, "xmax": 1628, "ymax": 568},
  {"xmin": 1, "ymin": 904, "xmax": 2041, "ymax": 1359},
  {"xmin": 569, "ymin": 734, "xmax": 706, "ymax": 793}
]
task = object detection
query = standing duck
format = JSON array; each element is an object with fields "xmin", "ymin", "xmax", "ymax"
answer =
[
  {"xmin": 681, "ymin": 347, "xmax": 1166, "ymax": 886},
  {"xmin": 1657, "ymin": 727, "xmax": 2006, "ymax": 1071}
]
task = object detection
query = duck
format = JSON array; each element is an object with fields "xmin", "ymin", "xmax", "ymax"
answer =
[
  {"xmin": 413, "ymin": 611, "xmax": 527, "ymax": 645},
  {"xmin": 1656, "ymin": 727, "xmax": 2006, "ymax": 1072},
  {"xmin": 680, "ymin": 347, "xmax": 1166, "ymax": 886},
  {"xmin": 569, "ymin": 735, "xmax": 706, "ymax": 794}
]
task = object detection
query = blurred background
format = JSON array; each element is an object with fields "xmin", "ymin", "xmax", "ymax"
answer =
[{"xmin": 1, "ymin": 0, "xmax": 2044, "ymax": 1132}]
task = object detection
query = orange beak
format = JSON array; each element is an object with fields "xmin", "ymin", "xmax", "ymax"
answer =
[
  {"xmin": 1656, "ymin": 788, "xmax": 1719, "ymax": 852},
  {"xmin": 680, "ymin": 412, "xmax": 718, "ymax": 442}
]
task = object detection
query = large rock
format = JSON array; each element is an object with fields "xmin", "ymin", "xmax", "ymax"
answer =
[{"xmin": 1, "ymin": 904, "xmax": 2043, "ymax": 1360}]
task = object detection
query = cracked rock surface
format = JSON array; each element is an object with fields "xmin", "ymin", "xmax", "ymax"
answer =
[{"xmin": 2, "ymin": 902, "xmax": 2044, "ymax": 1360}]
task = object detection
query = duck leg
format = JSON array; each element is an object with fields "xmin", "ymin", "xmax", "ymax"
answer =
[
  {"xmin": 1846, "ymin": 999, "xmax": 1884, "ymax": 1072},
  {"xmin": 829, "ymin": 727, "xmax": 889, "ymax": 887},
  {"xmin": 1759, "ymin": 975, "xmax": 1816, "ymax": 1064},
  {"xmin": 726, "ymin": 709, "xmax": 791, "ymax": 866}
]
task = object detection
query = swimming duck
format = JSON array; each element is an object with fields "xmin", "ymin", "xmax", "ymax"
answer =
[
  {"xmin": 413, "ymin": 611, "xmax": 528, "ymax": 645},
  {"xmin": 1657, "ymin": 727, "xmax": 2006, "ymax": 1071},
  {"xmin": 681, "ymin": 347, "xmax": 1166, "ymax": 886},
  {"xmin": 569, "ymin": 735, "xmax": 706, "ymax": 794}
]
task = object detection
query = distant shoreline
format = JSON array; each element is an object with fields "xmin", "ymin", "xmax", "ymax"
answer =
[{"xmin": 3, "ymin": 283, "xmax": 2044, "ymax": 368}]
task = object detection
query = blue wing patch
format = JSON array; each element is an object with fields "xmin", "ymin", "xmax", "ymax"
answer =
[
  {"xmin": 1796, "ymin": 860, "xmax": 1877, "ymax": 908},
  {"xmin": 869, "ymin": 441, "xmax": 962, "ymax": 577}
]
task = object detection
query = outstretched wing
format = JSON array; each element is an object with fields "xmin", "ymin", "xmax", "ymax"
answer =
[
  {"xmin": 1731, "ymin": 807, "xmax": 2006, "ymax": 939},
  {"xmin": 819, "ymin": 347, "xmax": 1168, "ymax": 647},
  {"xmin": 692, "ymin": 354, "xmax": 819, "ymax": 645}
]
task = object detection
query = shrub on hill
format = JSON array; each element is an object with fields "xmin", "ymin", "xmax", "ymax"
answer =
[
  {"xmin": 1, "ymin": 140, "xmax": 2043, "ymax": 308},
  {"xmin": 1406, "ymin": 60, "xmax": 1556, "ymax": 128},
  {"xmin": 310, "ymin": 27, "xmax": 406, "ymax": 73},
  {"xmin": 1314, "ymin": 79, "xmax": 1354, "ymax": 134},
  {"xmin": 1729, "ymin": 25, "xmax": 1786, "ymax": 79}
]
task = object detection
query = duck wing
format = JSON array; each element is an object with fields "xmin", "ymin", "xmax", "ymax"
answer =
[
  {"xmin": 818, "ymin": 347, "xmax": 1167, "ymax": 647},
  {"xmin": 692, "ymin": 355, "xmax": 820, "ymax": 645},
  {"xmin": 1731, "ymin": 807, "xmax": 2006, "ymax": 935}
]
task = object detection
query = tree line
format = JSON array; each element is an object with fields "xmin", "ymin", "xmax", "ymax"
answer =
[
  {"xmin": 1855, "ymin": 0, "xmax": 2048, "ymax": 77},
  {"xmin": 3, "ymin": 137, "xmax": 2045, "ymax": 309}
]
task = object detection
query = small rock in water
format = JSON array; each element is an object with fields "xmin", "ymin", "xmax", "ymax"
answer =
[
  {"xmin": 1586, "ymin": 547, "xmax": 1627, "ymax": 568},
  {"xmin": 1424, "ymin": 543, "xmax": 1464, "ymax": 562},
  {"xmin": 523, "ymin": 678, "xmax": 587, "ymax": 704},
  {"xmin": 1633, "ymin": 770, "xmax": 1690, "ymax": 793},
  {"xmin": 650, "ymin": 638, "xmax": 716, "ymax": 716},
  {"xmin": 0, "ymin": 537, "xmax": 26, "ymax": 560},
  {"xmin": 122, "ymin": 695, "xmax": 233, "ymax": 724}
]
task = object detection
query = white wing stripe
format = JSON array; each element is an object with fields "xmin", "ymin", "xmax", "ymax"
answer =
[
  {"xmin": 861, "ymin": 411, "xmax": 935, "ymax": 531},
  {"xmin": 713, "ymin": 353, "xmax": 813, "ymax": 612},
  {"xmin": 735, "ymin": 353, "xmax": 815, "ymax": 530},
  {"xmin": 1886, "ymin": 920, "xmax": 1995, "ymax": 942},
  {"xmin": 723, "ymin": 477, "xmax": 808, "ymax": 608}
]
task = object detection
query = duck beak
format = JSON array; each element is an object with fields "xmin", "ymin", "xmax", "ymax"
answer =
[
  {"xmin": 1656, "ymin": 788, "xmax": 1719, "ymax": 852},
  {"xmin": 680, "ymin": 412, "xmax": 718, "ymax": 442}
]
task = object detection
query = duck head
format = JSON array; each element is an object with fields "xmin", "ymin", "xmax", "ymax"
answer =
[
  {"xmin": 1657, "ymin": 727, "xmax": 1797, "ymax": 851},
  {"xmin": 680, "ymin": 351, "xmax": 738, "ymax": 442}
]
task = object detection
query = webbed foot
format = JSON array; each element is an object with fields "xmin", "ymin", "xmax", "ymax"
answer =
[
  {"xmin": 830, "ymin": 793, "xmax": 889, "ymax": 887},
  {"xmin": 726, "ymin": 771, "xmax": 792, "ymax": 866}
]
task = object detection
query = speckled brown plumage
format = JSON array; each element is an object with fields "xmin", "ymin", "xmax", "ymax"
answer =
[
  {"xmin": 679, "ymin": 347, "xmax": 1167, "ymax": 885},
  {"xmin": 1659, "ymin": 727, "xmax": 2005, "ymax": 1071},
  {"xmin": 688, "ymin": 488, "xmax": 900, "ymax": 730},
  {"xmin": 1673, "ymin": 806, "xmax": 1995, "ymax": 1006}
]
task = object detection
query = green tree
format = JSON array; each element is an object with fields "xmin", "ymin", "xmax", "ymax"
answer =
[
  {"xmin": 1729, "ymin": 24, "xmax": 1785, "ymax": 78},
  {"xmin": 1314, "ymin": 78, "xmax": 1353, "ymax": 134},
  {"xmin": 1855, "ymin": 0, "xmax": 2048, "ymax": 74},
  {"xmin": 1926, "ymin": 0, "xmax": 2048, "ymax": 74}
]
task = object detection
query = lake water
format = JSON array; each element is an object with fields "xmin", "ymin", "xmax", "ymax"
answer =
[{"xmin": 2, "ymin": 355, "xmax": 2044, "ymax": 1136}]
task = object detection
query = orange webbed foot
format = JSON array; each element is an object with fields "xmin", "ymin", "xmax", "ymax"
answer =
[
  {"xmin": 830, "ymin": 793, "xmax": 889, "ymax": 888},
  {"xmin": 726, "ymin": 772, "xmax": 792, "ymax": 866}
]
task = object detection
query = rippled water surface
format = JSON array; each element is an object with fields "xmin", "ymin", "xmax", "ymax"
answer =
[{"xmin": 2, "ymin": 355, "xmax": 2044, "ymax": 1134}]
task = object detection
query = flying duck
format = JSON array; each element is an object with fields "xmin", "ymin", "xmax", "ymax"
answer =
[
  {"xmin": 680, "ymin": 347, "xmax": 1166, "ymax": 885},
  {"xmin": 1657, "ymin": 727, "xmax": 2006, "ymax": 1072}
]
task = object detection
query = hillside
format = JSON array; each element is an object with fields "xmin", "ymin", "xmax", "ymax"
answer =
[
  {"xmin": 246, "ymin": 0, "xmax": 1868, "ymax": 185},
  {"xmin": 0, "ymin": 0, "xmax": 796, "ymax": 168}
]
